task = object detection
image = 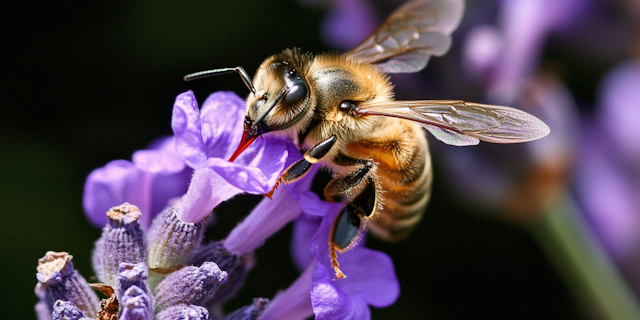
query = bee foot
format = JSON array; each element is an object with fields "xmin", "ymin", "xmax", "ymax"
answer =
[
  {"xmin": 329, "ymin": 244, "xmax": 347, "ymax": 280},
  {"xmin": 262, "ymin": 179, "xmax": 282, "ymax": 200}
]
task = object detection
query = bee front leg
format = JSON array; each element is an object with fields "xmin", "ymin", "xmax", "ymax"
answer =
[
  {"xmin": 263, "ymin": 135, "xmax": 337, "ymax": 198},
  {"xmin": 325, "ymin": 161, "xmax": 380, "ymax": 279}
]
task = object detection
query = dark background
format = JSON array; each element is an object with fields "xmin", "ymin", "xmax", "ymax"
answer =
[{"xmin": 0, "ymin": 1, "xmax": 582, "ymax": 319}]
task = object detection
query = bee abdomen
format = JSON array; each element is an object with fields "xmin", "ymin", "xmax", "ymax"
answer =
[
  {"xmin": 370, "ymin": 154, "xmax": 432, "ymax": 241},
  {"xmin": 364, "ymin": 122, "xmax": 433, "ymax": 242}
]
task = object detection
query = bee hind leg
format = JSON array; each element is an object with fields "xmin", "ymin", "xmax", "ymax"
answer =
[
  {"xmin": 326, "ymin": 161, "xmax": 380, "ymax": 279},
  {"xmin": 263, "ymin": 135, "xmax": 337, "ymax": 198}
]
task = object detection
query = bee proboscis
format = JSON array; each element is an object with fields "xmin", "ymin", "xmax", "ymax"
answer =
[{"xmin": 185, "ymin": 0, "xmax": 550, "ymax": 279}]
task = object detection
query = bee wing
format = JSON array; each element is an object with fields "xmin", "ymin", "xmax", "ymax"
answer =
[
  {"xmin": 346, "ymin": 0, "xmax": 464, "ymax": 73},
  {"xmin": 357, "ymin": 100, "xmax": 550, "ymax": 146}
]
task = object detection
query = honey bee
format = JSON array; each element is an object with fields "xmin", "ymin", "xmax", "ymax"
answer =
[{"xmin": 184, "ymin": 0, "xmax": 549, "ymax": 279}]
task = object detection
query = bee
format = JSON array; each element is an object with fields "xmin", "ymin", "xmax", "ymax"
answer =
[{"xmin": 184, "ymin": 0, "xmax": 550, "ymax": 279}]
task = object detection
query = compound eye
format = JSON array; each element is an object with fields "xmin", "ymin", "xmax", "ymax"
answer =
[
  {"xmin": 339, "ymin": 101, "xmax": 355, "ymax": 112},
  {"xmin": 283, "ymin": 83, "xmax": 308, "ymax": 105}
]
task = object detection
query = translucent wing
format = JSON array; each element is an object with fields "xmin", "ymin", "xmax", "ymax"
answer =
[
  {"xmin": 346, "ymin": 0, "xmax": 464, "ymax": 73},
  {"xmin": 357, "ymin": 100, "xmax": 550, "ymax": 146}
]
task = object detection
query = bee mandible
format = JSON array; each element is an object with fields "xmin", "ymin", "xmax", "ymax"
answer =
[{"xmin": 184, "ymin": 0, "xmax": 550, "ymax": 279}]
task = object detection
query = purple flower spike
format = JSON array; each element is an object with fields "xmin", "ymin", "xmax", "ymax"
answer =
[
  {"xmin": 154, "ymin": 262, "xmax": 228, "ymax": 313},
  {"xmin": 117, "ymin": 262, "xmax": 150, "ymax": 299},
  {"xmin": 36, "ymin": 252, "xmax": 101, "ymax": 318},
  {"xmin": 83, "ymin": 137, "xmax": 191, "ymax": 229},
  {"xmin": 120, "ymin": 286, "xmax": 153, "ymax": 320},
  {"xmin": 51, "ymin": 300, "xmax": 93, "ymax": 320},
  {"xmin": 92, "ymin": 203, "xmax": 146, "ymax": 286},
  {"xmin": 171, "ymin": 91, "xmax": 297, "ymax": 196},
  {"xmin": 188, "ymin": 241, "xmax": 254, "ymax": 305},
  {"xmin": 155, "ymin": 305, "xmax": 209, "ymax": 320},
  {"xmin": 309, "ymin": 211, "xmax": 400, "ymax": 320},
  {"xmin": 225, "ymin": 298, "xmax": 269, "ymax": 320}
]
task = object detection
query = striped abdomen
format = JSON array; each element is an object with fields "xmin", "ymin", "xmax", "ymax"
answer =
[{"xmin": 347, "ymin": 117, "xmax": 433, "ymax": 241}]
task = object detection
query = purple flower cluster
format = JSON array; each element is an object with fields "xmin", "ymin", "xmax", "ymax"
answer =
[{"xmin": 35, "ymin": 91, "xmax": 399, "ymax": 320}]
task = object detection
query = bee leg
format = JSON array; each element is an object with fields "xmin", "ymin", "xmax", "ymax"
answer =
[
  {"xmin": 263, "ymin": 135, "xmax": 337, "ymax": 198},
  {"xmin": 327, "ymin": 162, "xmax": 380, "ymax": 279}
]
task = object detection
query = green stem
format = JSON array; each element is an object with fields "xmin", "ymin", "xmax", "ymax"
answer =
[{"xmin": 527, "ymin": 196, "xmax": 640, "ymax": 320}]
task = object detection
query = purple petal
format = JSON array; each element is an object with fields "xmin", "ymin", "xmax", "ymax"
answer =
[
  {"xmin": 224, "ymin": 186, "xmax": 303, "ymax": 255},
  {"xmin": 199, "ymin": 91, "xmax": 246, "ymax": 160},
  {"xmin": 132, "ymin": 137, "xmax": 185, "ymax": 174},
  {"xmin": 291, "ymin": 215, "xmax": 322, "ymax": 272},
  {"xmin": 149, "ymin": 167, "xmax": 192, "ymax": 219},
  {"xmin": 179, "ymin": 168, "xmax": 242, "ymax": 223},
  {"xmin": 598, "ymin": 61, "xmax": 640, "ymax": 165},
  {"xmin": 260, "ymin": 261, "xmax": 315, "ymax": 320},
  {"xmin": 329, "ymin": 248, "xmax": 399, "ymax": 308},
  {"xmin": 207, "ymin": 136, "xmax": 291, "ymax": 194},
  {"xmin": 309, "ymin": 211, "xmax": 400, "ymax": 318},
  {"xmin": 172, "ymin": 91, "xmax": 208, "ymax": 169},
  {"xmin": 83, "ymin": 160, "xmax": 152, "ymax": 228},
  {"xmin": 575, "ymin": 126, "xmax": 640, "ymax": 260},
  {"xmin": 311, "ymin": 262, "xmax": 371, "ymax": 320}
]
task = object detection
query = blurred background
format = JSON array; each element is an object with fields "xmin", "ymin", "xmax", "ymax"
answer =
[{"xmin": 2, "ymin": 0, "xmax": 640, "ymax": 319}]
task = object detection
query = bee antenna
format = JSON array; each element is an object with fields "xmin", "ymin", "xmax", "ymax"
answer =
[
  {"xmin": 183, "ymin": 66, "xmax": 256, "ymax": 94},
  {"xmin": 251, "ymin": 88, "xmax": 287, "ymax": 129}
]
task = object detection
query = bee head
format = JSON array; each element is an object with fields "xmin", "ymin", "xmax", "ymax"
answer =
[
  {"xmin": 244, "ymin": 62, "xmax": 311, "ymax": 136},
  {"xmin": 229, "ymin": 50, "xmax": 314, "ymax": 161}
]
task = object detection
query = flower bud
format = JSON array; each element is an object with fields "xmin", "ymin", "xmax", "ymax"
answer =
[
  {"xmin": 154, "ymin": 262, "xmax": 227, "ymax": 313},
  {"xmin": 92, "ymin": 203, "xmax": 146, "ymax": 286},
  {"xmin": 155, "ymin": 304, "xmax": 209, "ymax": 320},
  {"xmin": 225, "ymin": 298, "xmax": 269, "ymax": 320},
  {"xmin": 116, "ymin": 262, "xmax": 150, "ymax": 299},
  {"xmin": 36, "ymin": 252, "xmax": 100, "ymax": 318},
  {"xmin": 189, "ymin": 241, "xmax": 254, "ymax": 305},
  {"xmin": 51, "ymin": 300, "xmax": 94, "ymax": 320},
  {"xmin": 120, "ymin": 286, "xmax": 153, "ymax": 320},
  {"xmin": 146, "ymin": 206, "xmax": 205, "ymax": 271}
]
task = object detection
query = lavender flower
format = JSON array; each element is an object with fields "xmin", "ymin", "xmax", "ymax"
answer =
[
  {"xmin": 35, "ymin": 252, "xmax": 101, "ymax": 319},
  {"xmin": 260, "ymin": 210, "xmax": 400, "ymax": 320},
  {"xmin": 463, "ymin": 0, "xmax": 588, "ymax": 104},
  {"xmin": 154, "ymin": 262, "xmax": 228, "ymax": 313},
  {"xmin": 38, "ymin": 89, "xmax": 404, "ymax": 320},
  {"xmin": 575, "ymin": 61, "xmax": 640, "ymax": 287},
  {"xmin": 171, "ymin": 91, "xmax": 297, "ymax": 199},
  {"xmin": 51, "ymin": 300, "xmax": 94, "ymax": 320},
  {"xmin": 120, "ymin": 285, "xmax": 153, "ymax": 320},
  {"xmin": 93, "ymin": 203, "xmax": 146, "ymax": 286},
  {"xmin": 155, "ymin": 305, "xmax": 209, "ymax": 320},
  {"xmin": 83, "ymin": 137, "xmax": 192, "ymax": 229}
]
